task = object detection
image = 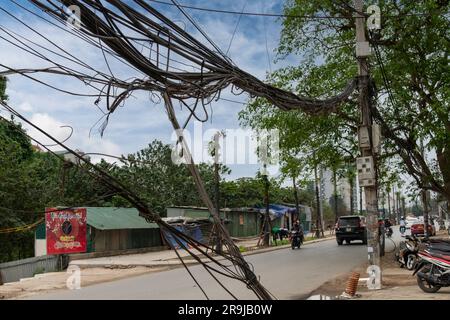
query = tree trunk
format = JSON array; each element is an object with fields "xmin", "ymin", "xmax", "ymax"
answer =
[
  {"xmin": 333, "ymin": 168, "xmax": 338, "ymax": 222},
  {"xmin": 422, "ymin": 190, "xmax": 429, "ymax": 237},
  {"xmin": 436, "ymin": 146, "xmax": 450, "ymax": 203},
  {"xmin": 349, "ymin": 176, "xmax": 354, "ymax": 215},
  {"xmin": 401, "ymin": 196, "xmax": 406, "ymax": 218},
  {"xmin": 314, "ymin": 162, "xmax": 323, "ymax": 238},
  {"xmin": 263, "ymin": 174, "xmax": 270, "ymax": 246},
  {"xmin": 387, "ymin": 191, "xmax": 391, "ymax": 221},
  {"xmin": 359, "ymin": 187, "xmax": 363, "ymax": 215},
  {"xmin": 293, "ymin": 176, "xmax": 300, "ymax": 225}
]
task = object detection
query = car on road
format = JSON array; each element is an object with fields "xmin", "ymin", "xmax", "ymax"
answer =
[
  {"xmin": 411, "ymin": 223, "xmax": 436, "ymax": 237},
  {"xmin": 335, "ymin": 215, "xmax": 367, "ymax": 245},
  {"xmin": 405, "ymin": 217, "xmax": 419, "ymax": 229}
]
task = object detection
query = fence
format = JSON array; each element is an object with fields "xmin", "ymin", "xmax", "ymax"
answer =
[{"xmin": 0, "ymin": 255, "xmax": 62, "ymax": 284}]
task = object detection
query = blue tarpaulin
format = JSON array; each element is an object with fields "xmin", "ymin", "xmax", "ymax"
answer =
[
  {"xmin": 268, "ymin": 204, "xmax": 297, "ymax": 218},
  {"xmin": 256, "ymin": 204, "xmax": 298, "ymax": 219},
  {"xmin": 162, "ymin": 225, "xmax": 203, "ymax": 250}
]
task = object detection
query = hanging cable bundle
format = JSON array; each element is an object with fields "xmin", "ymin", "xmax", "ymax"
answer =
[
  {"xmin": 0, "ymin": 0, "xmax": 360, "ymax": 300},
  {"xmin": 5, "ymin": 0, "xmax": 357, "ymax": 119}
]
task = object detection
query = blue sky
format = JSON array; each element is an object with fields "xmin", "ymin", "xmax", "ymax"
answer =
[{"xmin": 0, "ymin": 0, "xmax": 300, "ymax": 180}]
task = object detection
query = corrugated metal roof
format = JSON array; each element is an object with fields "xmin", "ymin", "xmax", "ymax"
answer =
[{"xmin": 84, "ymin": 207, "xmax": 159, "ymax": 230}]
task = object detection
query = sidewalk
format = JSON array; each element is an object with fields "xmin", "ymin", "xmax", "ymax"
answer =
[
  {"xmin": 308, "ymin": 230, "xmax": 450, "ymax": 300},
  {"xmin": 0, "ymin": 232, "xmax": 334, "ymax": 299}
]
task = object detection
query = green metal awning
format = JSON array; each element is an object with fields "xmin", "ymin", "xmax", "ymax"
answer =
[{"xmin": 85, "ymin": 207, "xmax": 159, "ymax": 230}]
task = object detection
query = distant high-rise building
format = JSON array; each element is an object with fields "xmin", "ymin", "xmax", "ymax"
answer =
[{"xmin": 320, "ymin": 168, "xmax": 358, "ymax": 215}]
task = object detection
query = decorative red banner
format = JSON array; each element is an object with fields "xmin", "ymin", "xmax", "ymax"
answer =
[{"xmin": 46, "ymin": 208, "xmax": 87, "ymax": 255}]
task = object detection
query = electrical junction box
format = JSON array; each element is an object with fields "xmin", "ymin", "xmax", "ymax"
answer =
[
  {"xmin": 358, "ymin": 124, "xmax": 382, "ymax": 153},
  {"xmin": 356, "ymin": 41, "xmax": 372, "ymax": 57},
  {"xmin": 358, "ymin": 126, "xmax": 371, "ymax": 149},
  {"xmin": 357, "ymin": 156, "xmax": 376, "ymax": 187}
]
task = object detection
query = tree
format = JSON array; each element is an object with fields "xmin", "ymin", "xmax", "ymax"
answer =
[
  {"xmin": 0, "ymin": 76, "xmax": 7, "ymax": 101},
  {"xmin": 278, "ymin": 0, "xmax": 449, "ymax": 199},
  {"xmin": 111, "ymin": 140, "xmax": 231, "ymax": 215}
]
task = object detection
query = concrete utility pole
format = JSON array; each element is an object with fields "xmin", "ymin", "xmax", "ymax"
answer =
[{"xmin": 354, "ymin": 0, "xmax": 381, "ymax": 286}]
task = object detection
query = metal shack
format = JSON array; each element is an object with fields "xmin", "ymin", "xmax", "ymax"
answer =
[
  {"xmin": 35, "ymin": 207, "xmax": 162, "ymax": 256},
  {"xmin": 166, "ymin": 206, "xmax": 262, "ymax": 238}
]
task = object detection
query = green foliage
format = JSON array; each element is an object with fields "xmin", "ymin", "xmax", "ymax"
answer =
[
  {"xmin": 272, "ymin": 239, "xmax": 289, "ymax": 246},
  {"xmin": 0, "ymin": 118, "xmax": 115, "ymax": 262},
  {"xmin": 0, "ymin": 76, "xmax": 7, "ymax": 101},
  {"xmin": 109, "ymin": 140, "xmax": 231, "ymax": 215},
  {"xmin": 241, "ymin": 0, "xmax": 450, "ymax": 201}
]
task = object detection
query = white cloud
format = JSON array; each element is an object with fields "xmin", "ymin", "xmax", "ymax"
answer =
[
  {"xmin": 21, "ymin": 112, "xmax": 122, "ymax": 162},
  {"xmin": 18, "ymin": 101, "xmax": 33, "ymax": 112},
  {"xmin": 1, "ymin": 0, "xmax": 292, "ymax": 178}
]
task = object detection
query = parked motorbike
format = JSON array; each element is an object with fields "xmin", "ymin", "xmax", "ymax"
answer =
[
  {"xmin": 396, "ymin": 235, "xmax": 424, "ymax": 270},
  {"xmin": 290, "ymin": 230, "xmax": 303, "ymax": 250},
  {"xmin": 413, "ymin": 239, "xmax": 450, "ymax": 293}
]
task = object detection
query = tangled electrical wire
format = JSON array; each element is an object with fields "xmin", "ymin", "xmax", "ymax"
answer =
[
  {"xmin": 0, "ymin": 99, "xmax": 275, "ymax": 300},
  {"xmin": 1, "ymin": 0, "xmax": 357, "ymax": 127},
  {"xmin": 0, "ymin": 0, "xmax": 361, "ymax": 300}
]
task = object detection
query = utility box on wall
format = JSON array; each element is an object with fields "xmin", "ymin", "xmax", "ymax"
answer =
[{"xmin": 357, "ymin": 156, "xmax": 376, "ymax": 187}]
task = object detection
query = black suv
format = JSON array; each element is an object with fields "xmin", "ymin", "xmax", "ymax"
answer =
[{"xmin": 335, "ymin": 215, "xmax": 367, "ymax": 245}]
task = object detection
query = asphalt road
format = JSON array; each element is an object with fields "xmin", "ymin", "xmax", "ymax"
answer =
[{"xmin": 26, "ymin": 235, "xmax": 383, "ymax": 300}]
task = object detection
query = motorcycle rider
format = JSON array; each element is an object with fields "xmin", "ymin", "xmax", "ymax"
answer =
[
  {"xmin": 293, "ymin": 220, "xmax": 304, "ymax": 244},
  {"xmin": 400, "ymin": 216, "xmax": 406, "ymax": 236}
]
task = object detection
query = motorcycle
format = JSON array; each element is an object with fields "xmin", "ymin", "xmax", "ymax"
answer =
[
  {"xmin": 290, "ymin": 230, "xmax": 303, "ymax": 250},
  {"xmin": 396, "ymin": 235, "xmax": 423, "ymax": 270},
  {"xmin": 413, "ymin": 239, "xmax": 450, "ymax": 293}
]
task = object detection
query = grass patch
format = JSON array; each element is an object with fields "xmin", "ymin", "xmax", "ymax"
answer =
[
  {"xmin": 272, "ymin": 239, "xmax": 290, "ymax": 246},
  {"xmin": 239, "ymin": 246, "xmax": 247, "ymax": 253}
]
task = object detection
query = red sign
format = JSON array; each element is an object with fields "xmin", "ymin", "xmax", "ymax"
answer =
[{"xmin": 46, "ymin": 208, "xmax": 87, "ymax": 255}]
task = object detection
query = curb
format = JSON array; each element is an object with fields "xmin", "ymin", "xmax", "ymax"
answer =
[
  {"xmin": 242, "ymin": 236, "xmax": 335, "ymax": 257},
  {"xmin": 71, "ymin": 236, "xmax": 335, "ymax": 269}
]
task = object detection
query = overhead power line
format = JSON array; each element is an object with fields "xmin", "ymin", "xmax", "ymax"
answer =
[
  {"xmin": 149, "ymin": 0, "xmax": 445, "ymax": 19},
  {"xmin": 149, "ymin": 0, "xmax": 353, "ymax": 19}
]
